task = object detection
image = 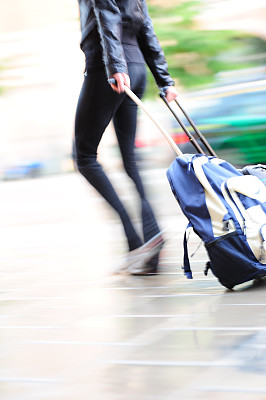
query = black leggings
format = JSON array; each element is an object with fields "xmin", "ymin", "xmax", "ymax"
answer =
[{"xmin": 74, "ymin": 63, "xmax": 160, "ymax": 251}]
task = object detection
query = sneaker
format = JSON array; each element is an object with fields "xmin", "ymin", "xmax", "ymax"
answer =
[
  {"xmin": 112, "ymin": 246, "xmax": 145, "ymax": 276},
  {"xmin": 128, "ymin": 255, "xmax": 159, "ymax": 275},
  {"xmin": 128, "ymin": 233, "xmax": 165, "ymax": 276},
  {"xmin": 112, "ymin": 232, "xmax": 165, "ymax": 276}
]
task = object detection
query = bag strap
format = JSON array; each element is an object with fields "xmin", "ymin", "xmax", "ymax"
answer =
[{"xmin": 182, "ymin": 223, "xmax": 193, "ymax": 279}]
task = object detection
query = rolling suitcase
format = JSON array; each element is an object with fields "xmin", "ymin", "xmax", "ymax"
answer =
[
  {"xmin": 109, "ymin": 80, "xmax": 266, "ymax": 289},
  {"xmin": 158, "ymin": 91, "xmax": 266, "ymax": 289}
]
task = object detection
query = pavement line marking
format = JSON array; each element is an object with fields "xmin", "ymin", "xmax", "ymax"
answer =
[
  {"xmin": 102, "ymin": 281, "xmax": 216, "ymax": 291},
  {"xmin": 22, "ymin": 341, "xmax": 144, "ymax": 346},
  {"xmin": 0, "ymin": 297, "xmax": 69, "ymax": 301},
  {"xmin": 99, "ymin": 314, "xmax": 192, "ymax": 318},
  {"xmin": 161, "ymin": 326, "xmax": 266, "ymax": 331},
  {"xmin": 0, "ymin": 326, "xmax": 65, "ymax": 329},
  {"xmin": 32, "ymin": 282, "xmax": 94, "ymax": 287},
  {"xmin": 103, "ymin": 360, "xmax": 242, "ymax": 367},
  {"xmin": 30, "ymin": 305, "xmax": 87, "ymax": 309},
  {"xmin": 160, "ymin": 271, "xmax": 205, "ymax": 274},
  {"xmin": 102, "ymin": 286, "xmax": 179, "ymax": 290},
  {"xmin": 201, "ymin": 386, "xmax": 266, "ymax": 394},
  {"xmin": 0, "ymin": 290, "xmax": 24, "ymax": 292},
  {"xmin": 102, "ymin": 286, "xmax": 185, "ymax": 290},
  {"xmin": 182, "ymin": 278, "xmax": 217, "ymax": 281},
  {"xmin": 141, "ymin": 293, "xmax": 221, "ymax": 298},
  {"xmin": 219, "ymin": 303, "xmax": 266, "ymax": 306},
  {"xmin": 0, "ymin": 377, "xmax": 63, "ymax": 384},
  {"xmin": 157, "ymin": 272, "xmax": 214, "ymax": 276}
]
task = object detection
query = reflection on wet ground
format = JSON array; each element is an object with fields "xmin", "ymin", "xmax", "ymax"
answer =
[{"xmin": 1, "ymin": 171, "xmax": 266, "ymax": 399}]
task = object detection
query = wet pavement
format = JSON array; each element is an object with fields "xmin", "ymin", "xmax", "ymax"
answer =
[{"xmin": 1, "ymin": 170, "xmax": 266, "ymax": 400}]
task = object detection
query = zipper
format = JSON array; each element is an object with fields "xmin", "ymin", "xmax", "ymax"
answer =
[
  {"xmin": 259, "ymin": 224, "xmax": 266, "ymax": 263},
  {"xmin": 221, "ymin": 181, "xmax": 245, "ymax": 233}
]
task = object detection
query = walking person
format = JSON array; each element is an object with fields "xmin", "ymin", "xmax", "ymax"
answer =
[{"xmin": 75, "ymin": 0, "xmax": 178, "ymax": 274}]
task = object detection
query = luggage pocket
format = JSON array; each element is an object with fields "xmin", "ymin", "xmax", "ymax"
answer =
[{"xmin": 205, "ymin": 232, "xmax": 260, "ymax": 289}]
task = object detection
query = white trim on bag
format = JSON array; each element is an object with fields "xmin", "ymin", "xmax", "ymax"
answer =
[{"xmin": 192, "ymin": 156, "xmax": 233, "ymax": 238}]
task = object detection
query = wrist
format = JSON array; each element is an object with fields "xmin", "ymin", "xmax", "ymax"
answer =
[{"xmin": 161, "ymin": 83, "xmax": 174, "ymax": 93}]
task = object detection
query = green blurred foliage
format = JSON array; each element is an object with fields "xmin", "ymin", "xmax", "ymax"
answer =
[{"xmin": 145, "ymin": 0, "xmax": 266, "ymax": 97}]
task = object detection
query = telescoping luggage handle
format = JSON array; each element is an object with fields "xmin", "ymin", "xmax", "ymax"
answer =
[
  {"xmin": 108, "ymin": 79, "xmax": 217, "ymax": 157},
  {"xmin": 108, "ymin": 79, "xmax": 182, "ymax": 156},
  {"xmin": 160, "ymin": 89, "xmax": 217, "ymax": 157}
]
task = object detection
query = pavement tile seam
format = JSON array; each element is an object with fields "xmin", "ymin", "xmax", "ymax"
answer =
[
  {"xmin": 0, "ymin": 377, "xmax": 63, "ymax": 384},
  {"xmin": 102, "ymin": 359, "xmax": 243, "ymax": 367},
  {"xmin": 199, "ymin": 386, "xmax": 266, "ymax": 394}
]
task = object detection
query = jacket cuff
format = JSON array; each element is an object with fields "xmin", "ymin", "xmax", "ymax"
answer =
[
  {"xmin": 161, "ymin": 82, "xmax": 175, "ymax": 91},
  {"xmin": 106, "ymin": 63, "xmax": 128, "ymax": 78}
]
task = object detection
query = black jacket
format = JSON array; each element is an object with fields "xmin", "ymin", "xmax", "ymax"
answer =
[{"xmin": 78, "ymin": 0, "xmax": 174, "ymax": 88}]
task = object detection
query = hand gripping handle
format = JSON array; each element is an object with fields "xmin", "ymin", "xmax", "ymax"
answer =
[{"xmin": 108, "ymin": 79, "xmax": 182, "ymax": 156}]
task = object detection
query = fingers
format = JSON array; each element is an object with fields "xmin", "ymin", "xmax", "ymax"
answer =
[
  {"xmin": 123, "ymin": 73, "xmax": 130, "ymax": 88},
  {"xmin": 110, "ymin": 73, "xmax": 130, "ymax": 94},
  {"xmin": 165, "ymin": 86, "xmax": 178, "ymax": 102}
]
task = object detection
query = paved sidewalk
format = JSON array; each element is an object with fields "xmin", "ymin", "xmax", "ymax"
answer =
[{"xmin": 1, "ymin": 171, "xmax": 266, "ymax": 400}]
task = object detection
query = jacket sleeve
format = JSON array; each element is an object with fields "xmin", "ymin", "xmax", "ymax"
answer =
[
  {"xmin": 137, "ymin": 1, "xmax": 174, "ymax": 88},
  {"xmin": 92, "ymin": 0, "xmax": 128, "ymax": 77}
]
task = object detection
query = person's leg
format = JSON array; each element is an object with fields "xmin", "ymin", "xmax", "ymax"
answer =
[
  {"xmin": 75, "ymin": 68, "xmax": 142, "ymax": 251},
  {"xmin": 113, "ymin": 64, "xmax": 161, "ymax": 244}
]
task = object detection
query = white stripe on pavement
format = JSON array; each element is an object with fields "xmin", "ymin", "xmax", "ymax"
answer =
[
  {"xmin": 103, "ymin": 359, "xmax": 242, "ymax": 367},
  {"xmin": 161, "ymin": 326, "xmax": 266, "ymax": 331}
]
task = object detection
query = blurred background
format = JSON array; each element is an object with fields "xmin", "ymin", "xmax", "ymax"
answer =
[
  {"xmin": 1, "ymin": 2, "xmax": 266, "ymax": 399},
  {"xmin": 0, "ymin": 0, "xmax": 265, "ymax": 181}
]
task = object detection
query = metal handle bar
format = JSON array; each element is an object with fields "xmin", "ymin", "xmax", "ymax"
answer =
[{"xmin": 160, "ymin": 91, "xmax": 217, "ymax": 157}]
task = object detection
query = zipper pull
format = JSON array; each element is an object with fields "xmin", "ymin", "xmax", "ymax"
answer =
[
  {"xmin": 222, "ymin": 220, "xmax": 230, "ymax": 232},
  {"xmin": 259, "ymin": 225, "xmax": 266, "ymax": 264},
  {"xmin": 243, "ymin": 221, "xmax": 246, "ymax": 236},
  {"xmin": 259, "ymin": 242, "xmax": 266, "ymax": 264}
]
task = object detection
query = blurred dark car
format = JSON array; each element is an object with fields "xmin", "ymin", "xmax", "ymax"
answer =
[{"xmin": 171, "ymin": 80, "xmax": 266, "ymax": 167}]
